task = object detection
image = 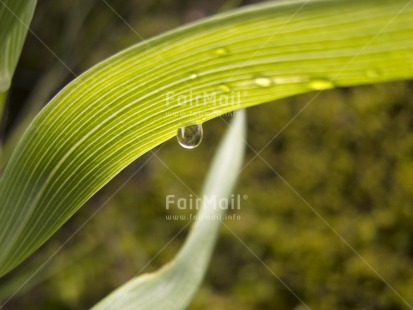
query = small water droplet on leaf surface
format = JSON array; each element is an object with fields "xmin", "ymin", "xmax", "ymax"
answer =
[
  {"xmin": 307, "ymin": 78, "xmax": 334, "ymax": 90},
  {"xmin": 366, "ymin": 68, "xmax": 381, "ymax": 78},
  {"xmin": 214, "ymin": 47, "xmax": 229, "ymax": 56},
  {"xmin": 218, "ymin": 84, "xmax": 231, "ymax": 92},
  {"xmin": 177, "ymin": 124, "xmax": 203, "ymax": 149},
  {"xmin": 254, "ymin": 77, "xmax": 272, "ymax": 87},
  {"xmin": 189, "ymin": 73, "xmax": 198, "ymax": 79}
]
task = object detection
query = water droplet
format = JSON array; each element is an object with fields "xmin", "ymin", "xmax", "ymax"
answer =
[
  {"xmin": 366, "ymin": 68, "xmax": 381, "ymax": 78},
  {"xmin": 273, "ymin": 76, "xmax": 309, "ymax": 84},
  {"xmin": 218, "ymin": 84, "xmax": 231, "ymax": 92},
  {"xmin": 189, "ymin": 73, "xmax": 198, "ymax": 79},
  {"xmin": 254, "ymin": 77, "xmax": 272, "ymax": 87},
  {"xmin": 307, "ymin": 78, "xmax": 334, "ymax": 90},
  {"xmin": 214, "ymin": 47, "xmax": 228, "ymax": 56},
  {"xmin": 177, "ymin": 124, "xmax": 203, "ymax": 149}
]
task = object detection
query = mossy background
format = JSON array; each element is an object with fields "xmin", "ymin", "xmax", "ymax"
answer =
[{"xmin": 1, "ymin": 0, "xmax": 413, "ymax": 309}]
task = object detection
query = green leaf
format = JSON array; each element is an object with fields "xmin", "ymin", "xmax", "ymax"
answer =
[
  {"xmin": 92, "ymin": 110, "xmax": 246, "ymax": 310},
  {"xmin": 0, "ymin": 0, "xmax": 37, "ymax": 92},
  {"xmin": 0, "ymin": 0, "xmax": 413, "ymax": 277},
  {"xmin": 0, "ymin": 92, "xmax": 5, "ymax": 123}
]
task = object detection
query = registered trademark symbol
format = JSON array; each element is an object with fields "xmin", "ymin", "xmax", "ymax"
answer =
[{"xmin": 243, "ymin": 194, "xmax": 248, "ymax": 200}]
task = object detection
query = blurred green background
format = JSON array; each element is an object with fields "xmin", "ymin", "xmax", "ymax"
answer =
[{"xmin": 1, "ymin": 0, "xmax": 413, "ymax": 309}]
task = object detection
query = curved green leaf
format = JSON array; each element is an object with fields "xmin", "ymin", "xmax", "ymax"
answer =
[
  {"xmin": 93, "ymin": 110, "xmax": 246, "ymax": 310},
  {"xmin": 0, "ymin": 0, "xmax": 413, "ymax": 277},
  {"xmin": 0, "ymin": 0, "xmax": 37, "ymax": 92}
]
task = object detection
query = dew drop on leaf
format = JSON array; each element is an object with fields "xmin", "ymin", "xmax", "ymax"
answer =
[
  {"xmin": 189, "ymin": 73, "xmax": 199, "ymax": 79},
  {"xmin": 177, "ymin": 124, "xmax": 203, "ymax": 149},
  {"xmin": 307, "ymin": 78, "xmax": 334, "ymax": 90},
  {"xmin": 254, "ymin": 76, "xmax": 272, "ymax": 87},
  {"xmin": 366, "ymin": 68, "xmax": 381, "ymax": 78},
  {"xmin": 273, "ymin": 76, "xmax": 308, "ymax": 84},
  {"xmin": 214, "ymin": 47, "xmax": 229, "ymax": 56},
  {"xmin": 218, "ymin": 84, "xmax": 231, "ymax": 92}
]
